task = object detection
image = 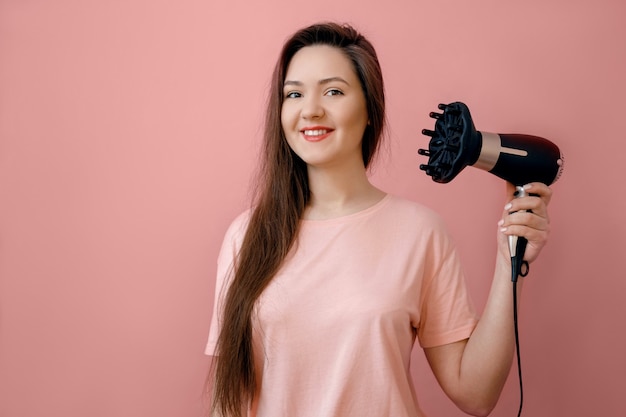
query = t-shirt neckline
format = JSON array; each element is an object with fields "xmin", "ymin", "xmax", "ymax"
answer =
[{"xmin": 300, "ymin": 193, "xmax": 392, "ymax": 226}]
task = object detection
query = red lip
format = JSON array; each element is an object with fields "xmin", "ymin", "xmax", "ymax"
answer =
[{"xmin": 300, "ymin": 126, "xmax": 334, "ymax": 142}]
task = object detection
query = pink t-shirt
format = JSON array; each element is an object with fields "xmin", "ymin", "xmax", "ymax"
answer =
[{"xmin": 206, "ymin": 194, "xmax": 478, "ymax": 416}]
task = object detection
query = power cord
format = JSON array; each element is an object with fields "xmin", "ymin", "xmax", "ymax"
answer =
[{"xmin": 511, "ymin": 257, "xmax": 529, "ymax": 417}]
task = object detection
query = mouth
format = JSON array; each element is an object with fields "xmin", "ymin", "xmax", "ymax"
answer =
[{"xmin": 301, "ymin": 127, "xmax": 333, "ymax": 142}]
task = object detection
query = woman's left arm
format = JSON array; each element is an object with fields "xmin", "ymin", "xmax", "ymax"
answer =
[{"xmin": 424, "ymin": 182, "xmax": 552, "ymax": 417}]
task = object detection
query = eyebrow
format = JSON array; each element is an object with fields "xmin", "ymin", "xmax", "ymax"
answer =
[{"xmin": 283, "ymin": 76, "xmax": 350, "ymax": 88}]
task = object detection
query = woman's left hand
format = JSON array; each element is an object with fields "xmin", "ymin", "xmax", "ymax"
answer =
[{"xmin": 498, "ymin": 182, "xmax": 552, "ymax": 263}]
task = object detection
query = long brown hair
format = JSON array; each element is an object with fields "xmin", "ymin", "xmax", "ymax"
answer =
[{"xmin": 209, "ymin": 22, "xmax": 386, "ymax": 417}]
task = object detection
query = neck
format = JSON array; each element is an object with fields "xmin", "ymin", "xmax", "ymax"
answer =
[{"xmin": 303, "ymin": 161, "xmax": 385, "ymax": 220}]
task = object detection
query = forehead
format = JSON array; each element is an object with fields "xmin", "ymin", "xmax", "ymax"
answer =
[{"xmin": 285, "ymin": 45, "xmax": 357, "ymax": 81}]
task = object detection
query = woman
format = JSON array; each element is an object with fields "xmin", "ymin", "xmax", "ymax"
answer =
[{"xmin": 205, "ymin": 22, "xmax": 551, "ymax": 417}]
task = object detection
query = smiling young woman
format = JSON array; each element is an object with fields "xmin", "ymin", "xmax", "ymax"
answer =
[{"xmin": 204, "ymin": 22, "xmax": 552, "ymax": 417}]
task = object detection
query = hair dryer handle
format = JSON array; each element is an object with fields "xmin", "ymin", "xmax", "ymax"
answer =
[{"xmin": 509, "ymin": 186, "xmax": 531, "ymax": 282}]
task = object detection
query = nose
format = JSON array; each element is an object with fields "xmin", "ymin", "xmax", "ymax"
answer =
[{"xmin": 301, "ymin": 95, "xmax": 324, "ymax": 120}]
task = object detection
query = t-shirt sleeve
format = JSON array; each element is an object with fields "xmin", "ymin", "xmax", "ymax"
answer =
[
  {"xmin": 204, "ymin": 211, "xmax": 249, "ymax": 356},
  {"xmin": 417, "ymin": 220, "xmax": 478, "ymax": 348}
]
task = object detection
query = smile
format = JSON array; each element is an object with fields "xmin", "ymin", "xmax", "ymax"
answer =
[
  {"xmin": 301, "ymin": 127, "xmax": 333, "ymax": 142},
  {"xmin": 304, "ymin": 129, "xmax": 328, "ymax": 136}
]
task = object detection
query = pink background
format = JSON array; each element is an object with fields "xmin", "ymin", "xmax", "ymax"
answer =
[{"xmin": 1, "ymin": 0, "xmax": 625, "ymax": 416}]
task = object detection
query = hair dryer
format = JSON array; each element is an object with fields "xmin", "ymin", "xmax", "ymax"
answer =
[{"xmin": 417, "ymin": 101, "xmax": 564, "ymax": 280}]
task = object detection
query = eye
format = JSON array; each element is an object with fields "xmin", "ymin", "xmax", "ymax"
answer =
[
  {"xmin": 284, "ymin": 91, "xmax": 302, "ymax": 99},
  {"xmin": 325, "ymin": 89, "xmax": 344, "ymax": 96}
]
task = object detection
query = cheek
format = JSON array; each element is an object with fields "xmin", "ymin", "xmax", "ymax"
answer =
[
  {"xmin": 341, "ymin": 95, "xmax": 368, "ymax": 129},
  {"xmin": 344, "ymin": 104, "xmax": 369, "ymax": 136},
  {"xmin": 281, "ymin": 104, "xmax": 295, "ymax": 131}
]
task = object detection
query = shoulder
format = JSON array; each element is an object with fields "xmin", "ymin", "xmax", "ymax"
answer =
[
  {"xmin": 218, "ymin": 208, "xmax": 252, "ymax": 254},
  {"xmin": 378, "ymin": 194, "xmax": 456, "ymax": 252},
  {"xmin": 224, "ymin": 209, "xmax": 252, "ymax": 241},
  {"xmin": 382, "ymin": 194, "xmax": 447, "ymax": 229},
  {"xmin": 227, "ymin": 208, "xmax": 252, "ymax": 235}
]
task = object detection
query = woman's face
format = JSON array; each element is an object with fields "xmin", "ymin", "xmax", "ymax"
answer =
[{"xmin": 281, "ymin": 45, "xmax": 369, "ymax": 171}]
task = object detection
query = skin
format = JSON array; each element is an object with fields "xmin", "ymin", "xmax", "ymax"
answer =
[
  {"xmin": 281, "ymin": 45, "xmax": 552, "ymax": 416},
  {"xmin": 281, "ymin": 45, "xmax": 385, "ymax": 220}
]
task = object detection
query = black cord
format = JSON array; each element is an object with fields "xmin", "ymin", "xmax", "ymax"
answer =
[
  {"xmin": 513, "ymin": 279, "xmax": 523, "ymax": 417},
  {"xmin": 511, "ymin": 256, "xmax": 528, "ymax": 416}
]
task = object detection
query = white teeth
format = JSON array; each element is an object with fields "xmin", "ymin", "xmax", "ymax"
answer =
[{"xmin": 303, "ymin": 129, "xmax": 328, "ymax": 136}]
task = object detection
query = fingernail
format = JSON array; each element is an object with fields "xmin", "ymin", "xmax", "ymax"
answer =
[
  {"xmin": 498, "ymin": 219, "xmax": 504, "ymax": 226},
  {"xmin": 523, "ymin": 184, "xmax": 532, "ymax": 190},
  {"xmin": 504, "ymin": 203, "xmax": 512, "ymax": 210},
  {"xmin": 500, "ymin": 227, "xmax": 507, "ymax": 232}
]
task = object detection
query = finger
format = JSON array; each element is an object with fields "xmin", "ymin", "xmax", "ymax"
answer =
[
  {"xmin": 504, "ymin": 210, "xmax": 549, "ymax": 228},
  {"xmin": 503, "ymin": 183, "xmax": 552, "ymax": 219},
  {"xmin": 521, "ymin": 182, "xmax": 553, "ymax": 205},
  {"xmin": 501, "ymin": 219, "xmax": 551, "ymax": 239},
  {"xmin": 504, "ymin": 196, "xmax": 550, "ymax": 222},
  {"xmin": 504, "ymin": 182, "xmax": 552, "ymax": 204}
]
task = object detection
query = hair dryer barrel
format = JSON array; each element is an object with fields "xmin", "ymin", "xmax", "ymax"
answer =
[{"xmin": 475, "ymin": 132, "xmax": 564, "ymax": 186}]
